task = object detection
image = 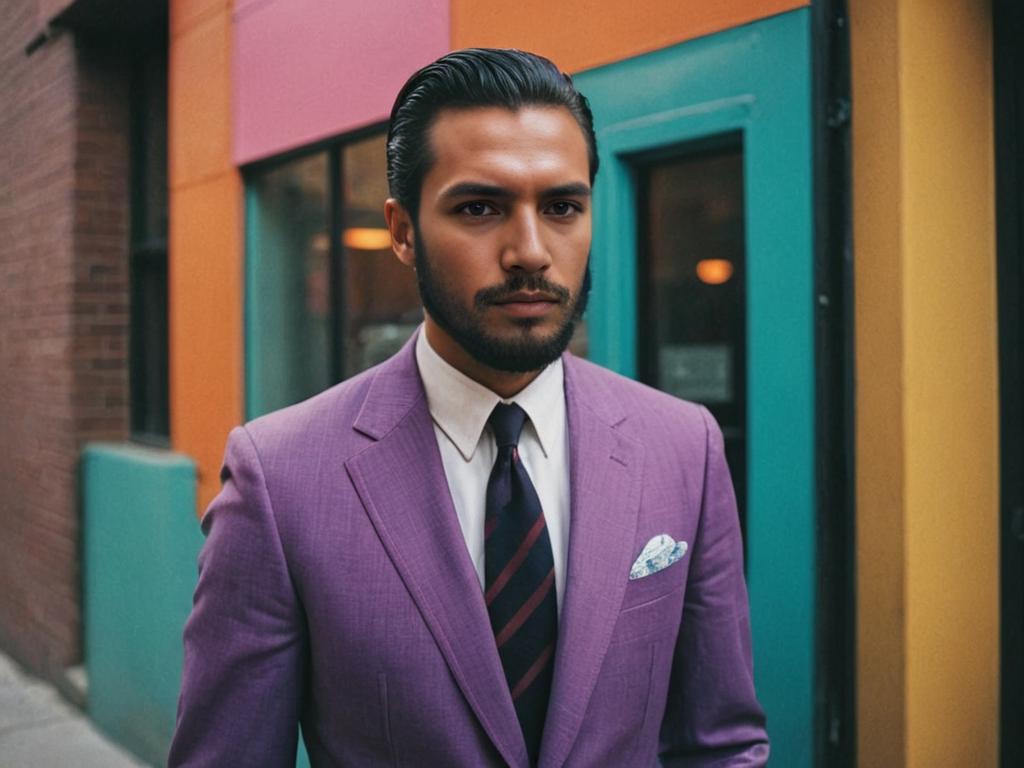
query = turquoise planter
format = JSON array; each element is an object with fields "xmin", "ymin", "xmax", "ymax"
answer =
[{"xmin": 82, "ymin": 444, "xmax": 202, "ymax": 766}]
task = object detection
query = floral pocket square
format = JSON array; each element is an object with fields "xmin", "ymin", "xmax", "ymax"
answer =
[{"xmin": 629, "ymin": 534, "xmax": 688, "ymax": 580}]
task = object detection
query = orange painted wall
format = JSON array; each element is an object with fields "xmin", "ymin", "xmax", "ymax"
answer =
[
  {"xmin": 169, "ymin": 0, "xmax": 244, "ymax": 512},
  {"xmin": 451, "ymin": 0, "xmax": 808, "ymax": 73}
]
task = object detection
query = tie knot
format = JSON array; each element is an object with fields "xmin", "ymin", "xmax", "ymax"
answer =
[{"xmin": 488, "ymin": 402, "xmax": 528, "ymax": 448}]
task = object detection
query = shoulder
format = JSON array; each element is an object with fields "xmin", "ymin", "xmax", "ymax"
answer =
[
  {"xmin": 564, "ymin": 354, "xmax": 712, "ymax": 440},
  {"xmin": 563, "ymin": 355, "xmax": 721, "ymax": 481},
  {"xmin": 237, "ymin": 350, "xmax": 419, "ymax": 479},
  {"xmin": 239, "ymin": 331, "xmax": 422, "ymax": 453},
  {"xmin": 245, "ymin": 366, "xmax": 376, "ymax": 447},
  {"xmin": 565, "ymin": 356, "xmax": 722, "ymax": 515}
]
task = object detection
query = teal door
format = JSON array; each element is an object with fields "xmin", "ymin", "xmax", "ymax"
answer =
[{"xmin": 575, "ymin": 9, "xmax": 814, "ymax": 765}]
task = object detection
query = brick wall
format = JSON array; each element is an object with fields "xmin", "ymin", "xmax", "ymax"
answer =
[
  {"xmin": 0, "ymin": 0, "xmax": 130, "ymax": 680},
  {"xmin": 73, "ymin": 41, "xmax": 130, "ymax": 446}
]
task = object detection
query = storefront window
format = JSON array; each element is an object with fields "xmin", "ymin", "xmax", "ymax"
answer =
[
  {"xmin": 246, "ymin": 132, "xmax": 419, "ymax": 418},
  {"xmin": 339, "ymin": 135, "xmax": 421, "ymax": 379},
  {"xmin": 248, "ymin": 152, "xmax": 331, "ymax": 415}
]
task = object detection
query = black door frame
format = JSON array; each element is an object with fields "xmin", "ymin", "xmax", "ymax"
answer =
[
  {"xmin": 812, "ymin": 0, "xmax": 856, "ymax": 765},
  {"xmin": 996, "ymin": 1, "xmax": 1024, "ymax": 765}
]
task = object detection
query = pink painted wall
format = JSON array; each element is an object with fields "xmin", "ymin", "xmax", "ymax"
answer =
[{"xmin": 233, "ymin": 0, "xmax": 449, "ymax": 165}]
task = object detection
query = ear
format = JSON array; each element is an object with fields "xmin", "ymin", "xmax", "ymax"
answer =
[{"xmin": 384, "ymin": 198, "xmax": 416, "ymax": 268}]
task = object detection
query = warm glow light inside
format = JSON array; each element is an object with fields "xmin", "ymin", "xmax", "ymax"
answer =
[
  {"xmin": 696, "ymin": 258, "xmax": 734, "ymax": 285},
  {"xmin": 343, "ymin": 227, "xmax": 392, "ymax": 250}
]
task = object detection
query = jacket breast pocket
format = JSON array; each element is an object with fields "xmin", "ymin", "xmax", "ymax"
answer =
[
  {"xmin": 611, "ymin": 581, "xmax": 685, "ymax": 646},
  {"xmin": 620, "ymin": 535, "xmax": 691, "ymax": 613},
  {"xmin": 619, "ymin": 531, "xmax": 690, "ymax": 605}
]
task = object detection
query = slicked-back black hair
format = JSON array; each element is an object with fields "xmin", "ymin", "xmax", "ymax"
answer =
[{"xmin": 386, "ymin": 48, "xmax": 599, "ymax": 222}]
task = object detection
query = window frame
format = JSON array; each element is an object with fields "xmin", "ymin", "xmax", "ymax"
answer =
[{"xmin": 242, "ymin": 122, "xmax": 392, "ymax": 420}]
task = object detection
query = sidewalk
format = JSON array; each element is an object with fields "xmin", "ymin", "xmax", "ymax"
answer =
[{"xmin": 0, "ymin": 652, "xmax": 149, "ymax": 768}]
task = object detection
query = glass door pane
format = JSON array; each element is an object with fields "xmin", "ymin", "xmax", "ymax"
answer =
[{"xmin": 636, "ymin": 139, "xmax": 747, "ymax": 533}]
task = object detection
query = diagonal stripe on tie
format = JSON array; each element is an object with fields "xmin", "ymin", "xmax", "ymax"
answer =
[
  {"xmin": 495, "ymin": 567, "xmax": 554, "ymax": 647},
  {"xmin": 484, "ymin": 403, "xmax": 557, "ymax": 765},
  {"xmin": 485, "ymin": 515, "xmax": 547, "ymax": 605},
  {"xmin": 511, "ymin": 643, "xmax": 555, "ymax": 701}
]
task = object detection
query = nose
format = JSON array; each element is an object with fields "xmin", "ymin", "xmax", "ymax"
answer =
[{"xmin": 500, "ymin": 207, "xmax": 552, "ymax": 273}]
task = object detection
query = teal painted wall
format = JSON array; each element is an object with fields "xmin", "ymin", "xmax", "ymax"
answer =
[
  {"xmin": 82, "ymin": 444, "xmax": 203, "ymax": 766},
  {"xmin": 575, "ymin": 10, "xmax": 815, "ymax": 765}
]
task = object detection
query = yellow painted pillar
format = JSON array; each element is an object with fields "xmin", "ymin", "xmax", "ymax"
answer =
[
  {"xmin": 851, "ymin": 1, "xmax": 999, "ymax": 766},
  {"xmin": 168, "ymin": 0, "xmax": 244, "ymax": 512},
  {"xmin": 851, "ymin": 0, "xmax": 906, "ymax": 761}
]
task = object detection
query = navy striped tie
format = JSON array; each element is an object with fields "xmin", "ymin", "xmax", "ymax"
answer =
[{"xmin": 485, "ymin": 403, "xmax": 557, "ymax": 765}]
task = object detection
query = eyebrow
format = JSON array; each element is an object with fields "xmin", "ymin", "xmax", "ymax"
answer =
[{"xmin": 440, "ymin": 181, "xmax": 592, "ymax": 201}]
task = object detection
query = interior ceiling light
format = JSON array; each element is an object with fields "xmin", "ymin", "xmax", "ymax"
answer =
[
  {"xmin": 696, "ymin": 258, "xmax": 734, "ymax": 285},
  {"xmin": 343, "ymin": 227, "xmax": 392, "ymax": 251}
]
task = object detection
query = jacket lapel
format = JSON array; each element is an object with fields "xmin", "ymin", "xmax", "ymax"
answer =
[
  {"xmin": 539, "ymin": 356, "xmax": 645, "ymax": 768},
  {"xmin": 344, "ymin": 338, "xmax": 528, "ymax": 768}
]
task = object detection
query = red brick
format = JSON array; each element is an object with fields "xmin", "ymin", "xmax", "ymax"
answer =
[{"xmin": 0, "ymin": 0, "xmax": 134, "ymax": 681}]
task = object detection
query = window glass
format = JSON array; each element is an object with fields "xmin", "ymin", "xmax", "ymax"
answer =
[
  {"xmin": 247, "ymin": 131, "xmax": 422, "ymax": 417},
  {"xmin": 129, "ymin": 46, "xmax": 169, "ymax": 442},
  {"xmin": 339, "ymin": 135, "xmax": 420, "ymax": 378},
  {"xmin": 249, "ymin": 152, "xmax": 331, "ymax": 412},
  {"xmin": 636, "ymin": 139, "xmax": 747, "ymax": 529},
  {"xmin": 136, "ymin": 53, "xmax": 168, "ymax": 245}
]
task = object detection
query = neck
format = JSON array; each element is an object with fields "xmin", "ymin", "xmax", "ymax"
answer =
[{"xmin": 423, "ymin": 318, "xmax": 542, "ymax": 399}]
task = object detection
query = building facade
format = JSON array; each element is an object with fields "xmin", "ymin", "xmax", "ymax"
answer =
[{"xmin": 0, "ymin": 1, "xmax": 1015, "ymax": 766}]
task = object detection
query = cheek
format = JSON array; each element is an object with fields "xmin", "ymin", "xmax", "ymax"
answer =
[
  {"xmin": 550, "ymin": 215, "xmax": 591, "ymax": 253},
  {"xmin": 556, "ymin": 230, "xmax": 591, "ymax": 279},
  {"xmin": 434, "ymin": 233, "xmax": 503, "ymax": 279},
  {"xmin": 427, "ymin": 241, "xmax": 500, "ymax": 296}
]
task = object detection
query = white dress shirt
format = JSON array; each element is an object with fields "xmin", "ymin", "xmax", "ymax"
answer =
[{"xmin": 415, "ymin": 328, "xmax": 571, "ymax": 615}]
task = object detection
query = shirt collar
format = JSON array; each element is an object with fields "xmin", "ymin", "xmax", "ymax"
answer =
[{"xmin": 415, "ymin": 326, "xmax": 565, "ymax": 462}]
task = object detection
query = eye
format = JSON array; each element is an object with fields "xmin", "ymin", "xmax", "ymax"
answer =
[
  {"xmin": 545, "ymin": 200, "xmax": 583, "ymax": 217},
  {"xmin": 458, "ymin": 201, "xmax": 498, "ymax": 217}
]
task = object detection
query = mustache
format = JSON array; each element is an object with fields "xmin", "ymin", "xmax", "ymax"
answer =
[{"xmin": 474, "ymin": 274, "xmax": 572, "ymax": 307}]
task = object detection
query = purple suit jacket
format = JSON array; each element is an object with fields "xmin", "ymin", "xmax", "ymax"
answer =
[{"xmin": 169, "ymin": 335, "xmax": 768, "ymax": 767}]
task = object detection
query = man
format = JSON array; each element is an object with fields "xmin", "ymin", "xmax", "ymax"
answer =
[{"xmin": 170, "ymin": 49, "xmax": 768, "ymax": 767}]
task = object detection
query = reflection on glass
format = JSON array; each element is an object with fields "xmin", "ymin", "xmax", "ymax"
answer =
[
  {"xmin": 249, "ymin": 151, "xmax": 331, "ymax": 414},
  {"xmin": 637, "ymin": 139, "xmax": 747, "ymax": 530},
  {"xmin": 339, "ymin": 134, "xmax": 421, "ymax": 378}
]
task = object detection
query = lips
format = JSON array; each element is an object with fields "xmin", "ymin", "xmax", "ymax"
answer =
[
  {"xmin": 491, "ymin": 291, "xmax": 560, "ymax": 318},
  {"xmin": 492, "ymin": 291, "xmax": 559, "ymax": 306}
]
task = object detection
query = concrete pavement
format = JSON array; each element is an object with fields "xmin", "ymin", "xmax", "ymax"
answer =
[{"xmin": 0, "ymin": 652, "xmax": 149, "ymax": 768}]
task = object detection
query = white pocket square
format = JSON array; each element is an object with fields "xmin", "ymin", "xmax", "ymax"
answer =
[{"xmin": 629, "ymin": 534, "xmax": 688, "ymax": 580}]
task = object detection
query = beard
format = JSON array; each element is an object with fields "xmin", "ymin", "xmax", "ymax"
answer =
[{"xmin": 413, "ymin": 237, "xmax": 591, "ymax": 374}]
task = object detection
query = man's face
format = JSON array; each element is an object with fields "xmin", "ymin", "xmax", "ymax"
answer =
[{"xmin": 394, "ymin": 106, "xmax": 592, "ymax": 374}]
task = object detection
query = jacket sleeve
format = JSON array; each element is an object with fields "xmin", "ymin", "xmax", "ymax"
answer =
[
  {"xmin": 659, "ymin": 407, "xmax": 769, "ymax": 766},
  {"xmin": 169, "ymin": 426, "xmax": 306, "ymax": 768}
]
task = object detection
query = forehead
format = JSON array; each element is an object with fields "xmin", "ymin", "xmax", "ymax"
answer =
[{"xmin": 424, "ymin": 106, "xmax": 590, "ymax": 187}]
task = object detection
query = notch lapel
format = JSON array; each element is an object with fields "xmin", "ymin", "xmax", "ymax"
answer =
[
  {"xmin": 344, "ymin": 343, "xmax": 528, "ymax": 768},
  {"xmin": 539, "ymin": 357, "xmax": 645, "ymax": 768}
]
